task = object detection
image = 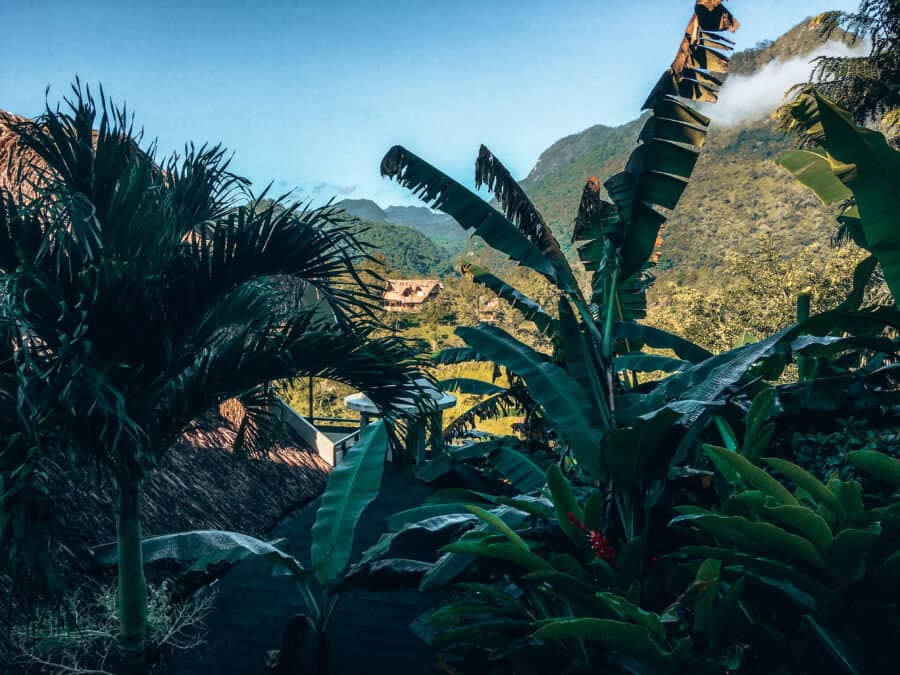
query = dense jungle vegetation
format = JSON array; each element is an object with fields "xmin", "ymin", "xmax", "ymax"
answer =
[{"xmin": 1, "ymin": 1, "xmax": 898, "ymax": 674}]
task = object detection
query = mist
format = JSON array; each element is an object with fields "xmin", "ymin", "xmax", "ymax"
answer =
[{"xmin": 709, "ymin": 41, "xmax": 869, "ymax": 125}]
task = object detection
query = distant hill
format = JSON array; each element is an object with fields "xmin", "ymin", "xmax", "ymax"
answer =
[
  {"xmin": 337, "ymin": 20, "xmax": 856, "ymax": 285},
  {"xmin": 336, "ymin": 198, "xmax": 468, "ymax": 252},
  {"xmin": 349, "ymin": 217, "xmax": 454, "ymax": 276},
  {"xmin": 383, "ymin": 205, "xmax": 468, "ymax": 249},
  {"xmin": 334, "ymin": 198, "xmax": 390, "ymax": 222}
]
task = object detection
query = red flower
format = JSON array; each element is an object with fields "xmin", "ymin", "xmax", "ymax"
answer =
[
  {"xmin": 567, "ymin": 512, "xmax": 617, "ymax": 562},
  {"xmin": 588, "ymin": 530, "xmax": 617, "ymax": 562}
]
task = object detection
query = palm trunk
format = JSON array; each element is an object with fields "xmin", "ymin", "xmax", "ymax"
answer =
[{"xmin": 116, "ymin": 477, "xmax": 148, "ymax": 675}]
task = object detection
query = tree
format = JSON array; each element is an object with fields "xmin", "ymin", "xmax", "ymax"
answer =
[{"xmin": 0, "ymin": 84, "xmax": 422, "ymax": 673}]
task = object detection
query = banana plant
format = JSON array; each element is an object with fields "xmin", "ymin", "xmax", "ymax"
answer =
[
  {"xmin": 95, "ymin": 420, "xmax": 392, "ymax": 674},
  {"xmin": 380, "ymin": 0, "xmax": 740, "ymax": 496},
  {"xmin": 408, "ymin": 464, "xmax": 750, "ymax": 674},
  {"xmin": 777, "ymin": 89, "xmax": 900, "ymax": 304},
  {"xmin": 672, "ymin": 446, "xmax": 900, "ymax": 674}
]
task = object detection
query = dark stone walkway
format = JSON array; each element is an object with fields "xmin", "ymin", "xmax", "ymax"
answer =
[{"xmin": 164, "ymin": 464, "xmax": 443, "ymax": 675}]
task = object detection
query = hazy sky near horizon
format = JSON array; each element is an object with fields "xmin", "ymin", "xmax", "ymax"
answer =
[{"xmin": 1, "ymin": 0, "xmax": 859, "ymax": 207}]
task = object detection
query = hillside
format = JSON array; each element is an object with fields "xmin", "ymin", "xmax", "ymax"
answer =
[
  {"xmin": 383, "ymin": 205, "xmax": 468, "ymax": 249},
  {"xmin": 336, "ymin": 198, "xmax": 467, "ymax": 252},
  {"xmin": 349, "ymin": 216, "xmax": 454, "ymax": 276},
  {"xmin": 515, "ymin": 19, "xmax": 849, "ymax": 284}
]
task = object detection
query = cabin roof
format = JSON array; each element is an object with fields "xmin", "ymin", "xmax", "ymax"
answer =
[{"xmin": 383, "ymin": 279, "xmax": 443, "ymax": 305}]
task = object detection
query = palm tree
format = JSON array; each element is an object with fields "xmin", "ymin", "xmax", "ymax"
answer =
[{"xmin": 0, "ymin": 83, "xmax": 423, "ymax": 674}]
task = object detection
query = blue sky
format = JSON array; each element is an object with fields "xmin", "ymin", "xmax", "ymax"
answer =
[{"xmin": 1, "ymin": 0, "xmax": 859, "ymax": 206}]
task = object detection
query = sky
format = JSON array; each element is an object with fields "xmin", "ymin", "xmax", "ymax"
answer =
[{"xmin": 0, "ymin": 0, "xmax": 860, "ymax": 207}]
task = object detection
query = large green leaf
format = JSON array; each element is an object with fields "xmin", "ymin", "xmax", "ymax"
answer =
[
  {"xmin": 311, "ymin": 420, "xmax": 388, "ymax": 586},
  {"xmin": 419, "ymin": 505, "xmax": 529, "ymax": 590},
  {"xmin": 606, "ymin": 406, "xmax": 680, "ymax": 485},
  {"xmin": 355, "ymin": 512, "xmax": 477, "ymax": 569},
  {"xmin": 93, "ymin": 529, "xmax": 307, "ymax": 580},
  {"xmin": 557, "ymin": 297, "xmax": 609, "ymax": 430},
  {"xmin": 380, "ymin": 146, "xmax": 558, "ymax": 282},
  {"xmin": 763, "ymin": 457, "xmax": 845, "ymax": 518},
  {"xmin": 614, "ymin": 354, "xmax": 690, "ymax": 373},
  {"xmin": 494, "ymin": 446, "xmax": 546, "ymax": 492},
  {"xmin": 475, "ymin": 145, "xmax": 578, "ymax": 293},
  {"xmin": 437, "ymin": 377, "xmax": 506, "ymax": 395},
  {"xmin": 613, "ymin": 323, "xmax": 713, "ymax": 363},
  {"xmin": 456, "ymin": 324, "xmax": 604, "ymax": 477},
  {"xmin": 790, "ymin": 92, "xmax": 900, "ymax": 301},
  {"xmin": 467, "ymin": 265, "xmax": 557, "ymax": 335},
  {"xmin": 763, "ymin": 505, "xmax": 834, "ymax": 553},
  {"xmin": 546, "ymin": 464, "xmax": 586, "ymax": 548},
  {"xmin": 776, "ymin": 149, "xmax": 854, "ymax": 204},
  {"xmin": 703, "ymin": 445, "xmax": 798, "ymax": 505},
  {"xmin": 671, "ymin": 512, "xmax": 826, "ymax": 569},
  {"xmin": 622, "ymin": 325, "xmax": 798, "ymax": 424},
  {"xmin": 845, "ymin": 450, "xmax": 900, "ymax": 488},
  {"xmin": 532, "ymin": 618, "xmax": 674, "ymax": 672}
]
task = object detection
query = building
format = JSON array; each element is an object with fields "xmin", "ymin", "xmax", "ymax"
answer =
[{"xmin": 383, "ymin": 279, "xmax": 443, "ymax": 312}]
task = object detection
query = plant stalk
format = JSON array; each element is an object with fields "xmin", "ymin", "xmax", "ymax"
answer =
[{"xmin": 116, "ymin": 477, "xmax": 148, "ymax": 675}]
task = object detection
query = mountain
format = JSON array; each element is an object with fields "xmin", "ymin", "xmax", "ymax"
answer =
[
  {"xmin": 515, "ymin": 19, "xmax": 853, "ymax": 285},
  {"xmin": 383, "ymin": 205, "xmax": 468, "ymax": 249},
  {"xmin": 334, "ymin": 198, "xmax": 390, "ymax": 222},
  {"xmin": 336, "ymin": 198, "xmax": 468, "ymax": 253},
  {"xmin": 349, "ymin": 217, "xmax": 453, "ymax": 276}
]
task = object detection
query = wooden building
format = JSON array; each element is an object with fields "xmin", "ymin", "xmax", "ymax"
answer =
[{"xmin": 383, "ymin": 279, "xmax": 443, "ymax": 312}]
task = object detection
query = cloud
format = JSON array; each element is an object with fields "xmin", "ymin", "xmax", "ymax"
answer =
[
  {"xmin": 709, "ymin": 41, "xmax": 869, "ymax": 126},
  {"xmin": 310, "ymin": 181, "xmax": 358, "ymax": 196}
]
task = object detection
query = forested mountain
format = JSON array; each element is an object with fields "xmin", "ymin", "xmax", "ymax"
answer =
[
  {"xmin": 348, "ymin": 217, "xmax": 454, "ymax": 276},
  {"xmin": 337, "ymin": 20, "xmax": 856, "ymax": 287},
  {"xmin": 516, "ymin": 19, "xmax": 855, "ymax": 285},
  {"xmin": 383, "ymin": 205, "xmax": 468, "ymax": 248},
  {"xmin": 333, "ymin": 198, "xmax": 390, "ymax": 222},
  {"xmin": 336, "ymin": 199, "xmax": 467, "ymax": 253}
]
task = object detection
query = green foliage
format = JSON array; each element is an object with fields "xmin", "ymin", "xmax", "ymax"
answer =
[
  {"xmin": 779, "ymin": 89, "xmax": 900, "ymax": 301},
  {"xmin": 348, "ymin": 215, "xmax": 454, "ymax": 276},
  {"xmin": 675, "ymin": 448, "xmax": 900, "ymax": 674},
  {"xmin": 368, "ymin": 5, "xmax": 900, "ymax": 675},
  {"xmin": 94, "ymin": 420, "xmax": 393, "ymax": 671},
  {"xmin": 0, "ymin": 83, "xmax": 422, "ymax": 672},
  {"xmin": 311, "ymin": 420, "xmax": 388, "ymax": 586}
]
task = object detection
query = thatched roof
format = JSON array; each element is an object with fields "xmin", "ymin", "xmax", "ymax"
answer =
[
  {"xmin": 383, "ymin": 279, "xmax": 442, "ymax": 305},
  {"xmin": 0, "ymin": 110, "xmax": 40, "ymax": 198}
]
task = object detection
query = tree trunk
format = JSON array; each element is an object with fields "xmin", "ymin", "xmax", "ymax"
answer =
[{"xmin": 116, "ymin": 478, "xmax": 148, "ymax": 675}]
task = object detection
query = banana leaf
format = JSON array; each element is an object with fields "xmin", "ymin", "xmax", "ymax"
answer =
[
  {"xmin": 784, "ymin": 91, "xmax": 900, "ymax": 302},
  {"xmin": 93, "ymin": 529, "xmax": 307, "ymax": 580},
  {"xmin": 475, "ymin": 145, "xmax": 578, "ymax": 293},
  {"xmin": 456, "ymin": 324, "xmax": 604, "ymax": 478},
  {"xmin": 494, "ymin": 446, "xmax": 546, "ymax": 492},
  {"xmin": 311, "ymin": 420, "xmax": 387, "ymax": 586},
  {"xmin": 613, "ymin": 323, "xmax": 713, "ymax": 363},
  {"xmin": 532, "ymin": 618, "xmax": 674, "ymax": 673},
  {"xmin": 380, "ymin": 145, "xmax": 558, "ymax": 282},
  {"xmin": 467, "ymin": 264, "xmax": 557, "ymax": 335},
  {"xmin": 845, "ymin": 450, "xmax": 900, "ymax": 488},
  {"xmin": 437, "ymin": 377, "xmax": 506, "ymax": 395}
]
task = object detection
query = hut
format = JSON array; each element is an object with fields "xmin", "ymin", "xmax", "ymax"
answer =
[{"xmin": 383, "ymin": 279, "xmax": 443, "ymax": 312}]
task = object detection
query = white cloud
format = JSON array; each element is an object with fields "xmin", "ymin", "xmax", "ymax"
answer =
[{"xmin": 708, "ymin": 41, "xmax": 869, "ymax": 126}]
